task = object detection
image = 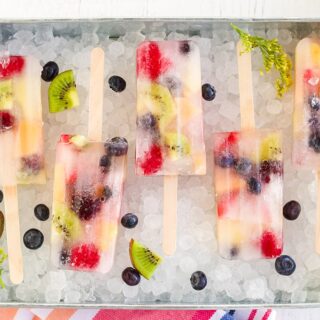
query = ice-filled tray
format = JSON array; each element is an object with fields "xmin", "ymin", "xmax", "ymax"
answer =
[{"xmin": 0, "ymin": 20, "xmax": 318, "ymax": 308}]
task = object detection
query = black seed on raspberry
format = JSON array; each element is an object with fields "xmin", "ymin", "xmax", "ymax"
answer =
[{"xmin": 71, "ymin": 194, "xmax": 101, "ymax": 220}]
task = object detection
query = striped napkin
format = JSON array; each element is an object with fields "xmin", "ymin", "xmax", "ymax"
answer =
[{"xmin": 0, "ymin": 308, "xmax": 275, "ymax": 320}]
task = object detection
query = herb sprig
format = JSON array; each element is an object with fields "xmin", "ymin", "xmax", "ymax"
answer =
[{"xmin": 231, "ymin": 23, "xmax": 292, "ymax": 97}]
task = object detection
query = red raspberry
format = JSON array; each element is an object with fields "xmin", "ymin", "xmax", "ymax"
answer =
[
  {"xmin": 0, "ymin": 111, "xmax": 15, "ymax": 132},
  {"xmin": 139, "ymin": 144, "xmax": 163, "ymax": 175},
  {"xmin": 215, "ymin": 132, "xmax": 239, "ymax": 155},
  {"xmin": 60, "ymin": 134, "xmax": 73, "ymax": 143},
  {"xmin": 0, "ymin": 56, "xmax": 25, "ymax": 78},
  {"xmin": 260, "ymin": 231, "xmax": 282, "ymax": 258},
  {"xmin": 70, "ymin": 243, "xmax": 100, "ymax": 269},
  {"xmin": 137, "ymin": 42, "xmax": 171, "ymax": 80}
]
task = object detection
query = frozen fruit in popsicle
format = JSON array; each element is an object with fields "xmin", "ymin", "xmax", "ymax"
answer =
[
  {"xmin": 129, "ymin": 239, "xmax": 162, "ymax": 280},
  {"xmin": 0, "ymin": 80, "xmax": 13, "ymax": 110},
  {"xmin": 137, "ymin": 42, "xmax": 171, "ymax": 80},
  {"xmin": 52, "ymin": 204, "xmax": 82, "ymax": 239},
  {"xmin": 49, "ymin": 70, "xmax": 79, "ymax": 113},
  {"xmin": 70, "ymin": 243, "xmax": 100, "ymax": 270},
  {"xmin": 138, "ymin": 144, "xmax": 163, "ymax": 175},
  {"xmin": 164, "ymin": 132, "xmax": 191, "ymax": 160},
  {"xmin": 0, "ymin": 56, "xmax": 25, "ymax": 78}
]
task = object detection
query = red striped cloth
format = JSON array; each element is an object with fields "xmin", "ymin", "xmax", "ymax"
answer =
[{"xmin": 0, "ymin": 308, "xmax": 275, "ymax": 320}]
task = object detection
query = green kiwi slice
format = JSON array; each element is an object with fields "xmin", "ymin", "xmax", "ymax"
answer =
[
  {"xmin": 53, "ymin": 203, "xmax": 82, "ymax": 240},
  {"xmin": 164, "ymin": 132, "xmax": 191, "ymax": 160},
  {"xmin": 0, "ymin": 80, "xmax": 13, "ymax": 110},
  {"xmin": 129, "ymin": 239, "xmax": 162, "ymax": 280},
  {"xmin": 48, "ymin": 70, "xmax": 79, "ymax": 113}
]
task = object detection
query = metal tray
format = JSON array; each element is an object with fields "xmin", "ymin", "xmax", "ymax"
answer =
[{"xmin": 0, "ymin": 19, "xmax": 318, "ymax": 309}]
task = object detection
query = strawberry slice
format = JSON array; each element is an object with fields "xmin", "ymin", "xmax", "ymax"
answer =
[
  {"xmin": 0, "ymin": 56, "xmax": 25, "ymax": 79},
  {"xmin": 137, "ymin": 42, "xmax": 171, "ymax": 80},
  {"xmin": 214, "ymin": 132, "xmax": 239, "ymax": 157},
  {"xmin": 70, "ymin": 243, "xmax": 100, "ymax": 269},
  {"xmin": 303, "ymin": 69, "xmax": 313, "ymax": 83},
  {"xmin": 138, "ymin": 144, "xmax": 163, "ymax": 175},
  {"xmin": 260, "ymin": 231, "xmax": 282, "ymax": 258}
]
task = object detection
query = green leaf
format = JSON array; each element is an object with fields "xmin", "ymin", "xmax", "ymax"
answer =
[{"xmin": 231, "ymin": 23, "xmax": 293, "ymax": 98}]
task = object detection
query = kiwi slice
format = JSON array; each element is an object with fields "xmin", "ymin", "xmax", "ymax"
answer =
[
  {"xmin": 0, "ymin": 80, "xmax": 13, "ymax": 110},
  {"xmin": 70, "ymin": 135, "xmax": 88, "ymax": 148},
  {"xmin": 164, "ymin": 132, "xmax": 191, "ymax": 160},
  {"xmin": 129, "ymin": 239, "xmax": 162, "ymax": 280},
  {"xmin": 259, "ymin": 133, "xmax": 282, "ymax": 161},
  {"xmin": 48, "ymin": 70, "xmax": 79, "ymax": 113},
  {"xmin": 52, "ymin": 203, "xmax": 82, "ymax": 240},
  {"xmin": 137, "ymin": 82, "xmax": 176, "ymax": 131}
]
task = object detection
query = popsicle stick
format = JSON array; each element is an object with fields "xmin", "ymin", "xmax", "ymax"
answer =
[
  {"xmin": 3, "ymin": 185, "xmax": 23, "ymax": 284},
  {"xmin": 163, "ymin": 176, "xmax": 178, "ymax": 255},
  {"xmin": 316, "ymin": 171, "xmax": 320, "ymax": 254},
  {"xmin": 88, "ymin": 47, "xmax": 105, "ymax": 141},
  {"xmin": 237, "ymin": 41, "xmax": 255, "ymax": 130}
]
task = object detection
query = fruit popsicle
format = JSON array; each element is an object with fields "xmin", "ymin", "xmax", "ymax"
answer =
[
  {"xmin": 213, "ymin": 42, "xmax": 283, "ymax": 260},
  {"xmin": 293, "ymin": 38, "xmax": 320, "ymax": 253},
  {"xmin": 136, "ymin": 41, "xmax": 206, "ymax": 176},
  {"xmin": 135, "ymin": 41, "xmax": 206, "ymax": 255},
  {"xmin": 51, "ymin": 48, "xmax": 128, "ymax": 273},
  {"xmin": 213, "ymin": 130, "xmax": 283, "ymax": 259},
  {"xmin": 0, "ymin": 56, "xmax": 45, "ymax": 184}
]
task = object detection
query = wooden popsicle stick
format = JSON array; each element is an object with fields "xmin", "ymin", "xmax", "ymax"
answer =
[
  {"xmin": 88, "ymin": 47, "xmax": 105, "ymax": 141},
  {"xmin": 237, "ymin": 41, "xmax": 255, "ymax": 130},
  {"xmin": 316, "ymin": 171, "xmax": 320, "ymax": 254},
  {"xmin": 3, "ymin": 185, "xmax": 23, "ymax": 284},
  {"xmin": 163, "ymin": 176, "xmax": 178, "ymax": 255}
]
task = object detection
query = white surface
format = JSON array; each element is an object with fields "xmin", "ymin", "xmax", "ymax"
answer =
[
  {"xmin": 276, "ymin": 308, "xmax": 320, "ymax": 320},
  {"xmin": 0, "ymin": 0, "xmax": 320, "ymax": 20}
]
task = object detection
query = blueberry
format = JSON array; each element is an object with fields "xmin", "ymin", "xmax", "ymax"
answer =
[
  {"xmin": 247, "ymin": 177, "xmax": 262, "ymax": 194},
  {"xmin": 122, "ymin": 267, "xmax": 141, "ymax": 286},
  {"xmin": 105, "ymin": 137, "xmax": 128, "ymax": 156},
  {"xmin": 34, "ymin": 204, "xmax": 50, "ymax": 221},
  {"xmin": 0, "ymin": 190, "xmax": 3, "ymax": 203},
  {"xmin": 309, "ymin": 95, "xmax": 320, "ymax": 110},
  {"xmin": 41, "ymin": 61, "xmax": 59, "ymax": 82},
  {"xmin": 99, "ymin": 154, "xmax": 111, "ymax": 169},
  {"xmin": 121, "ymin": 213, "xmax": 138, "ymax": 229},
  {"xmin": 102, "ymin": 186, "xmax": 113, "ymax": 201},
  {"xmin": 179, "ymin": 41, "xmax": 191, "ymax": 54},
  {"xmin": 162, "ymin": 77, "xmax": 182, "ymax": 95},
  {"xmin": 60, "ymin": 248, "xmax": 71, "ymax": 265},
  {"xmin": 275, "ymin": 255, "xmax": 296, "ymax": 276},
  {"xmin": 202, "ymin": 83, "xmax": 216, "ymax": 101},
  {"xmin": 230, "ymin": 247, "xmax": 239, "ymax": 257},
  {"xmin": 235, "ymin": 158, "xmax": 252, "ymax": 176},
  {"xmin": 309, "ymin": 132, "xmax": 320, "ymax": 152},
  {"xmin": 137, "ymin": 113, "xmax": 157, "ymax": 131},
  {"xmin": 283, "ymin": 200, "xmax": 301, "ymax": 221},
  {"xmin": 108, "ymin": 75, "xmax": 126, "ymax": 92},
  {"xmin": 216, "ymin": 153, "xmax": 234, "ymax": 168},
  {"xmin": 190, "ymin": 271, "xmax": 207, "ymax": 290},
  {"xmin": 23, "ymin": 229, "xmax": 44, "ymax": 250}
]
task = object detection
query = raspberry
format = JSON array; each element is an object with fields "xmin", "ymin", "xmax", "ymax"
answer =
[
  {"xmin": 137, "ymin": 42, "xmax": 171, "ymax": 80},
  {"xmin": 260, "ymin": 231, "xmax": 282, "ymax": 258},
  {"xmin": 71, "ymin": 194, "xmax": 102, "ymax": 220},
  {"xmin": 0, "ymin": 56, "xmax": 25, "ymax": 79},
  {"xmin": 70, "ymin": 243, "xmax": 100, "ymax": 269},
  {"xmin": 215, "ymin": 132, "xmax": 239, "ymax": 154},
  {"xmin": 0, "ymin": 111, "xmax": 15, "ymax": 132},
  {"xmin": 139, "ymin": 144, "xmax": 163, "ymax": 175},
  {"xmin": 60, "ymin": 134, "xmax": 73, "ymax": 143}
]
